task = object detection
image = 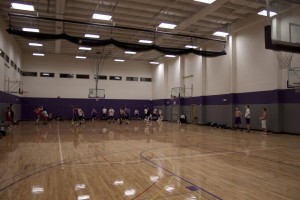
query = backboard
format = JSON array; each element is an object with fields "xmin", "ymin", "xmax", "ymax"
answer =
[
  {"xmin": 88, "ymin": 88, "xmax": 105, "ymax": 98},
  {"xmin": 265, "ymin": 0, "xmax": 300, "ymax": 53},
  {"xmin": 288, "ymin": 67, "xmax": 300, "ymax": 88}
]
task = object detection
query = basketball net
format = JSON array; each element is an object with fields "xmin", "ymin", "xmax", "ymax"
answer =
[{"xmin": 274, "ymin": 51, "xmax": 293, "ymax": 70}]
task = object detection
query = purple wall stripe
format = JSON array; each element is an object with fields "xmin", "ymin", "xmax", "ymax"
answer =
[{"xmin": 1, "ymin": 88, "xmax": 299, "ymax": 120}]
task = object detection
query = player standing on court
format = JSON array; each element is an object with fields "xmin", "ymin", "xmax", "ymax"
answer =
[
  {"xmin": 245, "ymin": 105, "xmax": 251, "ymax": 132},
  {"xmin": 108, "ymin": 107, "xmax": 115, "ymax": 124},
  {"xmin": 234, "ymin": 107, "xmax": 242, "ymax": 131},
  {"xmin": 102, "ymin": 107, "xmax": 107, "ymax": 120},
  {"xmin": 259, "ymin": 108, "xmax": 267, "ymax": 135}
]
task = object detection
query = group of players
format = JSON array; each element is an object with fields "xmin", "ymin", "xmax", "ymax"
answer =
[
  {"xmin": 71, "ymin": 106, "xmax": 164, "ymax": 127},
  {"xmin": 32, "ymin": 104, "xmax": 268, "ymax": 134},
  {"xmin": 34, "ymin": 106, "xmax": 51, "ymax": 125},
  {"xmin": 234, "ymin": 105, "xmax": 268, "ymax": 134}
]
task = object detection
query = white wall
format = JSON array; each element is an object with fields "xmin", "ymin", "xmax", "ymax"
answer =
[
  {"xmin": 166, "ymin": 57, "xmax": 181, "ymax": 98},
  {"xmin": 182, "ymin": 53, "xmax": 202, "ymax": 97},
  {"xmin": 0, "ymin": 18, "xmax": 22, "ymax": 93},
  {"xmin": 206, "ymin": 54, "xmax": 230, "ymax": 95},
  {"xmin": 151, "ymin": 20, "xmax": 293, "ymax": 99},
  {"xmin": 236, "ymin": 21, "xmax": 278, "ymax": 92},
  {"xmin": 22, "ymin": 54, "xmax": 152, "ymax": 99},
  {"xmin": 152, "ymin": 63, "xmax": 165, "ymax": 100}
]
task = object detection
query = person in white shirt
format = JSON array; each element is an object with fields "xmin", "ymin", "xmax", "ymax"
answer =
[
  {"xmin": 102, "ymin": 107, "xmax": 107, "ymax": 120},
  {"xmin": 108, "ymin": 107, "xmax": 115, "ymax": 124},
  {"xmin": 259, "ymin": 108, "xmax": 267, "ymax": 135},
  {"xmin": 245, "ymin": 105, "xmax": 250, "ymax": 132}
]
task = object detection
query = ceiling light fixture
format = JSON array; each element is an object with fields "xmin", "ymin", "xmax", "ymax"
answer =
[
  {"xmin": 79, "ymin": 47, "xmax": 92, "ymax": 50},
  {"xmin": 76, "ymin": 56, "xmax": 86, "ymax": 59},
  {"xmin": 33, "ymin": 53, "xmax": 44, "ymax": 56},
  {"xmin": 185, "ymin": 45, "xmax": 198, "ymax": 49},
  {"xmin": 257, "ymin": 10, "xmax": 277, "ymax": 17},
  {"xmin": 92, "ymin": 13, "xmax": 112, "ymax": 21},
  {"xmin": 125, "ymin": 51, "xmax": 136, "ymax": 55},
  {"xmin": 139, "ymin": 40, "xmax": 153, "ymax": 44},
  {"xmin": 194, "ymin": 0, "xmax": 216, "ymax": 4},
  {"xmin": 114, "ymin": 59, "xmax": 125, "ymax": 62},
  {"xmin": 29, "ymin": 43, "xmax": 43, "ymax": 47},
  {"xmin": 84, "ymin": 34, "xmax": 100, "ymax": 38},
  {"xmin": 158, "ymin": 23, "xmax": 177, "ymax": 29},
  {"xmin": 11, "ymin": 3, "xmax": 35, "ymax": 11},
  {"xmin": 212, "ymin": 31, "xmax": 229, "ymax": 37},
  {"xmin": 165, "ymin": 55, "xmax": 176, "ymax": 58},
  {"xmin": 22, "ymin": 28, "xmax": 39, "ymax": 33}
]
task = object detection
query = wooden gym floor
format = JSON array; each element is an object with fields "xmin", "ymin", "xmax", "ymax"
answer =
[{"xmin": 0, "ymin": 120, "xmax": 299, "ymax": 200}]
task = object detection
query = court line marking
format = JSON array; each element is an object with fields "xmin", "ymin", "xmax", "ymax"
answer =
[
  {"xmin": 140, "ymin": 150, "xmax": 222, "ymax": 200},
  {"xmin": 57, "ymin": 122, "xmax": 64, "ymax": 166},
  {"xmin": 132, "ymin": 153, "xmax": 163, "ymax": 200},
  {"xmin": 150, "ymin": 152, "xmax": 174, "ymax": 200}
]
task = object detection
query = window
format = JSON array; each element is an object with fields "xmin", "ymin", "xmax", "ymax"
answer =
[
  {"xmin": 13, "ymin": 63, "xmax": 17, "ymax": 70},
  {"xmin": 17, "ymin": 68, "xmax": 21, "ymax": 73},
  {"xmin": 5, "ymin": 55, "xmax": 9, "ymax": 63},
  {"xmin": 94, "ymin": 75, "xmax": 107, "ymax": 80},
  {"xmin": 76, "ymin": 74, "xmax": 90, "ymax": 79},
  {"xmin": 22, "ymin": 71, "xmax": 37, "ymax": 77},
  {"xmin": 109, "ymin": 76, "xmax": 122, "ymax": 81},
  {"xmin": 40, "ymin": 72, "xmax": 55, "ymax": 77},
  {"xmin": 140, "ymin": 77, "xmax": 152, "ymax": 82},
  {"xmin": 60, "ymin": 73, "xmax": 74, "ymax": 78},
  {"xmin": 126, "ymin": 77, "xmax": 138, "ymax": 81},
  {"xmin": 10, "ymin": 60, "xmax": 14, "ymax": 67}
]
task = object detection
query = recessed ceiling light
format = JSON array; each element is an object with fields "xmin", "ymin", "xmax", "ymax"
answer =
[
  {"xmin": 92, "ymin": 13, "xmax": 112, "ymax": 21},
  {"xmin": 42, "ymin": 73, "xmax": 49, "ymax": 76},
  {"xmin": 33, "ymin": 53, "xmax": 44, "ymax": 56},
  {"xmin": 29, "ymin": 43, "xmax": 43, "ymax": 47},
  {"xmin": 139, "ymin": 40, "xmax": 153, "ymax": 44},
  {"xmin": 125, "ymin": 51, "xmax": 136, "ymax": 55},
  {"xmin": 165, "ymin": 55, "xmax": 176, "ymax": 58},
  {"xmin": 114, "ymin": 59, "xmax": 125, "ymax": 62},
  {"xmin": 158, "ymin": 23, "xmax": 177, "ymax": 29},
  {"xmin": 76, "ymin": 56, "xmax": 86, "ymax": 59},
  {"xmin": 212, "ymin": 31, "xmax": 229, "ymax": 37},
  {"xmin": 257, "ymin": 10, "xmax": 277, "ymax": 17},
  {"xmin": 22, "ymin": 28, "xmax": 39, "ymax": 33},
  {"xmin": 185, "ymin": 45, "xmax": 198, "ymax": 49},
  {"xmin": 79, "ymin": 47, "xmax": 92, "ymax": 50},
  {"xmin": 194, "ymin": 0, "xmax": 216, "ymax": 4},
  {"xmin": 150, "ymin": 61, "xmax": 160, "ymax": 65},
  {"xmin": 11, "ymin": 3, "xmax": 35, "ymax": 11},
  {"xmin": 84, "ymin": 34, "xmax": 100, "ymax": 38}
]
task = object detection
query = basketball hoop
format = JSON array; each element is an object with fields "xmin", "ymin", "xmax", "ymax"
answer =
[{"xmin": 274, "ymin": 51, "xmax": 293, "ymax": 70}]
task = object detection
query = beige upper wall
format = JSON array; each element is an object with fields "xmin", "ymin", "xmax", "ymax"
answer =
[{"xmin": 0, "ymin": 17, "xmax": 22, "ymax": 93}]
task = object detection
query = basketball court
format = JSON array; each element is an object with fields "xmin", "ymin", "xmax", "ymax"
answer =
[
  {"xmin": 0, "ymin": 0, "xmax": 300, "ymax": 199},
  {"xmin": 1, "ymin": 121, "xmax": 300, "ymax": 199}
]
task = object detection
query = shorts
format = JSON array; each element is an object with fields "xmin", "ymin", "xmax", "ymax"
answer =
[
  {"xmin": 245, "ymin": 118, "xmax": 250, "ymax": 124},
  {"xmin": 261, "ymin": 120, "xmax": 266, "ymax": 129},
  {"xmin": 235, "ymin": 117, "xmax": 241, "ymax": 125}
]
